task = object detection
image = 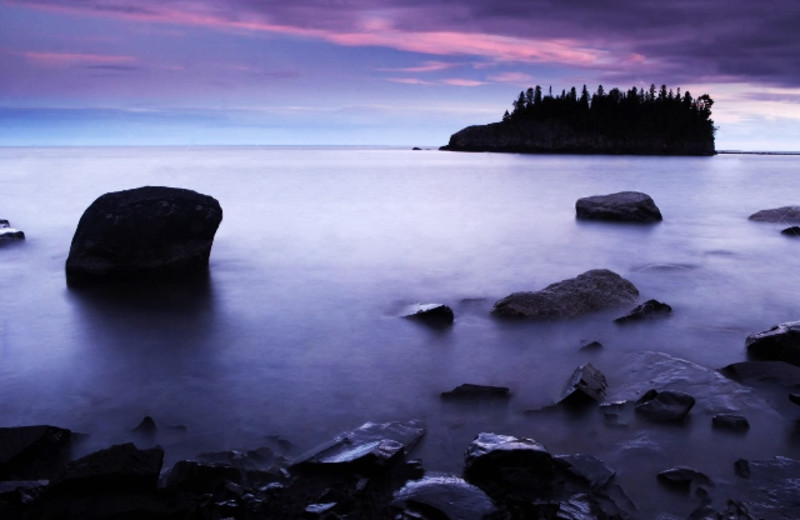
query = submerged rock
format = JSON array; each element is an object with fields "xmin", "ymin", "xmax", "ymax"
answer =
[
  {"xmin": 65, "ymin": 186, "xmax": 223, "ymax": 286},
  {"xmin": 712, "ymin": 414, "xmax": 750, "ymax": 433},
  {"xmin": 0, "ymin": 425, "xmax": 74, "ymax": 480},
  {"xmin": 491, "ymin": 269, "xmax": 639, "ymax": 320},
  {"xmin": 746, "ymin": 321, "xmax": 800, "ymax": 366},
  {"xmin": 748, "ymin": 206, "xmax": 800, "ymax": 223},
  {"xmin": 402, "ymin": 303, "xmax": 455, "ymax": 327},
  {"xmin": 292, "ymin": 421, "xmax": 425, "ymax": 473},
  {"xmin": 558, "ymin": 363, "xmax": 607, "ymax": 407},
  {"xmin": 614, "ymin": 299, "xmax": 672, "ymax": 324},
  {"xmin": 720, "ymin": 360, "xmax": 800, "ymax": 388},
  {"xmin": 0, "ymin": 219, "xmax": 24, "ymax": 242},
  {"xmin": 634, "ymin": 389, "xmax": 695, "ymax": 423},
  {"xmin": 656, "ymin": 466, "xmax": 713, "ymax": 492},
  {"xmin": 441, "ymin": 384, "xmax": 511, "ymax": 400},
  {"xmin": 392, "ymin": 474, "xmax": 497, "ymax": 520},
  {"xmin": 575, "ymin": 191, "xmax": 663, "ymax": 223}
]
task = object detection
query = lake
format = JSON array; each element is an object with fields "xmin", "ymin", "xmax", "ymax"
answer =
[{"xmin": 1, "ymin": 146, "xmax": 799, "ymax": 517}]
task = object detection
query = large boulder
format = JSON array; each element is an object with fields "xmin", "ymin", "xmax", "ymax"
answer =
[
  {"xmin": 748, "ymin": 206, "xmax": 800, "ymax": 223},
  {"xmin": 0, "ymin": 425, "xmax": 74, "ymax": 480},
  {"xmin": 491, "ymin": 269, "xmax": 639, "ymax": 319},
  {"xmin": 65, "ymin": 186, "xmax": 222, "ymax": 286},
  {"xmin": 392, "ymin": 475, "xmax": 497, "ymax": 520},
  {"xmin": 745, "ymin": 321, "xmax": 800, "ymax": 366},
  {"xmin": 575, "ymin": 191, "xmax": 663, "ymax": 223}
]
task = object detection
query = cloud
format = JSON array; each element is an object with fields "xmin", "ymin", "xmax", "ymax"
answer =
[{"xmin": 20, "ymin": 50, "xmax": 137, "ymax": 68}]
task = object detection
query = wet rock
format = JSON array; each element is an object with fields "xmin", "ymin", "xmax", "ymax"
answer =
[
  {"xmin": 781, "ymin": 226, "xmax": 800, "ymax": 237},
  {"xmin": 579, "ymin": 340, "xmax": 604, "ymax": 352},
  {"xmin": 712, "ymin": 414, "xmax": 750, "ymax": 433},
  {"xmin": 392, "ymin": 474, "xmax": 497, "ymax": 520},
  {"xmin": 441, "ymin": 383, "xmax": 511, "ymax": 400},
  {"xmin": 558, "ymin": 363, "xmax": 607, "ymax": 407},
  {"xmin": 790, "ymin": 393, "xmax": 800, "ymax": 406},
  {"xmin": 614, "ymin": 299, "xmax": 672, "ymax": 324},
  {"xmin": 131, "ymin": 416, "xmax": 157, "ymax": 435},
  {"xmin": 463, "ymin": 432, "xmax": 557, "ymax": 500},
  {"xmin": 491, "ymin": 269, "xmax": 639, "ymax": 320},
  {"xmin": 165, "ymin": 460, "xmax": 243, "ymax": 494},
  {"xmin": 402, "ymin": 303, "xmax": 455, "ymax": 327},
  {"xmin": 555, "ymin": 454, "xmax": 616, "ymax": 490},
  {"xmin": 65, "ymin": 186, "xmax": 223, "ymax": 286},
  {"xmin": 720, "ymin": 360, "xmax": 800, "ymax": 388},
  {"xmin": 748, "ymin": 205, "xmax": 800, "ymax": 223},
  {"xmin": 292, "ymin": 421, "xmax": 426, "ymax": 474},
  {"xmin": 745, "ymin": 321, "xmax": 800, "ymax": 366},
  {"xmin": 50, "ymin": 443, "xmax": 164, "ymax": 494},
  {"xmin": 732, "ymin": 456, "xmax": 800, "ymax": 519},
  {"xmin": 0, "ymin": 425, "xmax": 74, "ymax": 480},
  {"xmin": 0, "ymin": 219, "xmax": 24, "ymax": 242},
  {"xmin": 575, "ymin": 191, "xmax": 663, "ymax": 223},
  {"xmin": 634, "ymin": 389, "xmax": 695, "ymax": 423},
  {"xmin": 657, "ymin": 466, "xmax": 713, "ymax": 492}
]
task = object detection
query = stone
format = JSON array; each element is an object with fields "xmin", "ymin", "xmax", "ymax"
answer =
[
  {"xmin": 0, "ymin": 425, "xmax": 74, "ymax": 480},
  {"xmin": 0, "ymin": 219, "xmax": 24, "ymax": 242},
  {"xmin": 712, "ymin": 414, "xmax": 750, "ymax": 433},
  {"xmin": 463, "ymin": 433, "xmax": 557, "ymax": 499},
  {"xmin": 557, "ymin": 363, "xmax": 607, "ymax": 407},
  {"xmin": 634, "ymin": 389, "xmax": 695, "ymax": 423},
  {"xmin": 579, "ymin": 341, "xmax": 604, "ymax": 352},
  {"xmin": 292, "ymin": 421, "xmax": 425, "ymax": 474},
  {"xmin": 575, "ymin": 191, "xmax": 663, "ymax": 223},
  {"xmin": 746, "ymin": 321, "xmax": 800, "ymax": 366},
  {"xmin": 731, "ymin": 456, "xmax": 800, "ymax": 519},
  {"xmin": 555, "ymin": 454, "xmax": 616, "ymax": 490},
  {"xmin": 491, "ymin": 269, "xmax": 639, "ymax": 320},
  {"xmin": 131, "ymin": 416, "xmax": 157, "ymax": 435},
  {"xmin": 392, "ymin": 474, "xmax": 497, "ymax": 520},
  {"xmin": 748, "ymin": 206, "xmax": 800, "ymax": 223},
  {"xmin": 720, "ymin": 360, "xmax": 800, "ymax": 387},
  {"xmin": 165, "ymin": 460, "xmax": 243, "ymax": 494},
  {"xmin": 65, "ymin": 186, "xmax": 223, "ymax": 286},
  {"xmin": 51, "ymin": 443, "xmax": 164, "ymax": 493},
  {"xmin": 402, "ymin": 303, "xmax": 455, "ymax": 327},
  {"xmin": 656, "ymin": 466, "xmax": 713, "ymax": 491},
  {"xmin": 781, "ymin": 226, "xmax": 800, "ymax": 237},
  {"xmin": 614, "ymin": 299, "xmax": 672, "ymax": 324},
  {"xmin": 441, "ymin": 383, "xmax": 511, "ymax": 400}
]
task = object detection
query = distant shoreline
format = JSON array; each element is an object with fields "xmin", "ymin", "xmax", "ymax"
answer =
[{"xmin": 718, "ymin": 150, "xmax": 800, "ymax": 156}]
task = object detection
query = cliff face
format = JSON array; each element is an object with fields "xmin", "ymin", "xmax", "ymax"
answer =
[{"xmin": 440, "ymin": 120, "xmax": 716, "ymax": 156}]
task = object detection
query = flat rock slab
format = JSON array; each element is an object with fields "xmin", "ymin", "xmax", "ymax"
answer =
[
  {"xmin": 746, "ymin": 320, "xmax": 800, "ymax": 366},
  {"xmin": 576, "ymin": 191, "xmax": 663, "ymax": 223},
  {"xmin": 732, "ymin": 456, "xmax": 800, "ymax": 519},
  {"xmin": 393, "ymin": 474, "xmax": 497, "ymax": 520},
  {"xmin": 441, "ymin": 383, "xmax": 510, "ymax": 400},
  {"xmin": 65, "ymin": 186, "xmax": 222, "ymax": 286},
  {"xmin": 748, "ymin": 206, "xmax": 800, "ymax": 223},
  {"xmin": 491, "ymin": 269, "xmax": 639, "ymax": 320}
]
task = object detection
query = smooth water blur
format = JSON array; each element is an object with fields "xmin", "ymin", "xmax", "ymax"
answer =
[{"xmin": 1, "ymin": 147, "xmax": 799, "ymax": 516}]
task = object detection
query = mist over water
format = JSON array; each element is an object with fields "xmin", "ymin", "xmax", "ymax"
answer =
[{"xmin": 1, "ymin": 147, "xmax": 799, "ymax": 516}]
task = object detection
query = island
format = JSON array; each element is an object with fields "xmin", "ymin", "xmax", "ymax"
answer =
[{"xmin": 441, "ymin": 84, "xmax": 716, "ymax": 155}]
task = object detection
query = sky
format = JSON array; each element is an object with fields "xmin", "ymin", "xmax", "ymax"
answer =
[{"xmin": 1, "ymin": 0, "xmax": 800, "ymax": 150}]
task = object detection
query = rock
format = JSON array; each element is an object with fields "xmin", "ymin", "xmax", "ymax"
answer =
[
  {"xmin": 575, "ymin": 191, "xmax": 663, "ymax": 223},
  {"xmin": 732, "ymin": 456, "xmax": 800, "ymax": 519},
  {"xmin": 463, "ymin": 432, "xmax": 557, "ymax": 500},
  {"xmin": 292, "ymin": 421, "xmax": 426, "ymax": 474},
  {"xmin": 634, "ymin": 389, "xmax": 695, "ymax": 423},
  {"xmin": 441, "ymin": 383, "xmax": 511, "ymax": 400},
  {"xmin": 555, "ymin": 454, "xmax": 616, "ymax": 490},
  {"xmin": 656, "ymin": 466, "xmax": 712, "ymax": 492},
  {"xmin": 491, "ymin": 269, "xmax": 639, "ymax": 320},
  {"xmin": 790, "ymin": 393, "xmax": 800, "ymax": 406},
  {"xmin": 0, "ymin": 219, "xmax": 24, "ymax": 242},
  {"xmin": 720, "ymin": 360, "xmax": 800, "ymax": 388},
  {"xmin": 781, "ymin": 226, "xmax": 800, "ymax": 237},
  {"xmin": 748, "ymin": 206, "xmax": 800, "ymax": 223},
  {"xmin": 712, "ymin": 414, "xmax": 750, "ymax": 432},
  {"xmin": 746, "ymin": 321, "xmax": 800, "ymax": 366},
  {"xmin": 402, "ymin": 303, "xmax": 455, "ymax": 327},
  {"xmin": 392, "ymin": 474, "xmax": 497, "ymax": 520},
  {"xmin": 51, "ymin": 442, "xmax": 164, "ymax": 493},
  {"xmin": 131, "ymin": 416, "xmax": 157, "ymax": 435},
  {"xmin": 65, "ymin": 186, "xmax": 223, "ymax": 286},
  {"xmin": 0, "ymin": 425, "xmax": 74, "ymax": 480},
  {"xmin": 579, "ymin": 340, "xmax": 604, "ymax": 352},
  {"xmin": 165, "ymin": 460, "xmax": 243, "ymax": 494},
  {"xmin": 614, "ymin": 299, "xmax": 672, "ymax": 324},
  {"xmin": 557, "ymin": 363, "xmax": 607, "ymax": 407}
]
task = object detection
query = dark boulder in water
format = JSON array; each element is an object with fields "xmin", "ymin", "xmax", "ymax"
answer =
[
  {"xmin": 712, "ymin": 414, "xmax": 750, "ymax": 432},
  {"xmin": 557, "ymin": 363, "xmax": 607, "ymax": 407},
  {"xmin": 748, "ymin": 206, "xmax": 800, "ymax": 223},
  {"xmin": 576, "ymin": 191, "xmax": 663, "ymax": 223},
  {"xmin": 65, "ymin": 186, "xmax": 222, "ymax": 286},
  {"xmin": 441, "ymin": 383, "xmax": 511, "ymax": 400},
  {"xmin": 491, "ymin": 269, "xmax": 639, "ymax": 320},
  {"xmin": 0, "ymin": 425, "xmax": 74, "ymax": 480},
  {"xmin": 402, "ymin": 303, "xmax": 455, "ymax": 327},
  {"xmin": 745, "ymin": 321, "xmax": 800, "ymax": 366},
  {"xmin": 0, "ymin": 219, "xmax": 24, "ymax": 242},
  {"xmin": 781, "ymin": 226, "xmax": 800, "ymax": 237},
  {"xmin": 634, "ymin": 389, "xmax": 695, "ymax": 423},
  {"xmin": 614, "ymin": 299, "xmax": 672, "ymax": 324},
  {"xmin": 392, "ymin": 475, "xmax": 497, "ymax": 520}
]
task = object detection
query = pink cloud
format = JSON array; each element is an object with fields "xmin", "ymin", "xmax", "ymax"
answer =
[
  {"xmin": 21, "ymin": 51, "xmax": 137, "ymax": 67},
  {"xmin": 378, "ymin": 61, "xmax": 457, "ymax": 73},
  {"xmin": 489, "ymin": 71, "xmax": 536, "ymax": 84},
  {"xmin": 442, "ymin": 78, "xmax": 484, "ymax": 87}
]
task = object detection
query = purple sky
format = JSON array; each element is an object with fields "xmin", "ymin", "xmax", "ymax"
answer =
[{"xmin": 2, "ymin": 0, "xmax": 799, "ymax": 149}]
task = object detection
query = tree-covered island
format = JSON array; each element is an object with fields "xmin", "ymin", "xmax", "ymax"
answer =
[{"xmin": 441, "ymin": 84, "xmax": 716, "ymax": 155}]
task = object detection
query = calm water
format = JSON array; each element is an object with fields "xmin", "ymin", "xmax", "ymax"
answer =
[{"xmin": 1, "ymin": 146, "xmax": 799, "ymax": 516}]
